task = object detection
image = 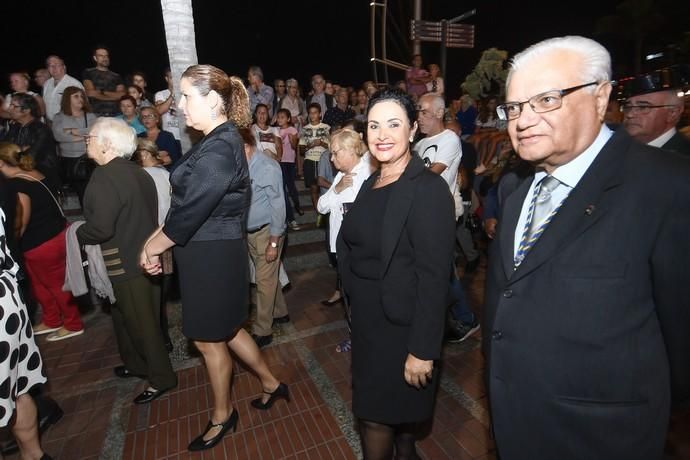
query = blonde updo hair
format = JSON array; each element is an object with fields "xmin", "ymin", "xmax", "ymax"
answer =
[
  {"xmin": 330, "ymin": 128, "xmax": 366, "ymax": 158},
  {"xmin": 181, "ymin": 65, "xmax": 252, "ymax": 128},
  {"xmin": 131, "ymin": 139, "xmax": 162, "ymax": 166},
  {"xmin": 0, "ymin": 142, "xmax": 34, "ymax": 171}
]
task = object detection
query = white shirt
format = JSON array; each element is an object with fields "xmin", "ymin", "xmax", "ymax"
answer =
[
  {"xmin": 513, "ymin": 125, "xmax": 614, "ymax": 258},
  {"xmin": 42, "ymin": 74, "xmax": 84, "ymax": 121},
  {"xmin": 648, "ymin": 127, "xmax": 676, "ymax": 148},
  {"xmin": 414, "ymin": 129, "xmax": 463, "ymax": 217},
  {"xmin": 154, "ymin": 89, "xmax": 181, "ymax": 140},
  {"xmin": 317, "ymin": 153, "xmax": 372, "ymax": 252},
  {"xmin": 143, "ymin": 166, "xmax": 171, "ymax": 225}
]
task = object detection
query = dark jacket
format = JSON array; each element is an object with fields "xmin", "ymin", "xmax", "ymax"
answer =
[
  {"xmin": 1, "ymin": 119, "xmax": 59, "ymax": 190},
  {"xmin": 77, "ymin": 157, "xmax": 158, "ymax": 283},
  {"xmin": 662, "ymin": 131, "xmax": 690, "ymax": 156},
  {"xmin": 484, "ymin": 130, "xmax": 690, "ymax": 459},
  {"xmin": 337, "ymin": 155, "xmax": 455, "ymax": 360},
  {"xmin": 163, "ymin": 122, "xmax": 249, "ymax": 245}
]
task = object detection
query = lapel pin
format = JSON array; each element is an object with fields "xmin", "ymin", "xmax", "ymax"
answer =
[{"xmin": 584, "ymin": 205, "xmax": 595, "ymax": 216}]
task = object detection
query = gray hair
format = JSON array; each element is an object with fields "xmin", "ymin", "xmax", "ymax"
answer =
[
  {"xmin": 507, "ymin": 36, "xmax": 611, "ymax": 92},
  {"xmin": 419, "ymin": 93, "xmax": 445, "ymax": 114},
  {"xmin": 91, "ymin": 117, "xmax": 138, "ymax": 159},
  {"xmin": 248, "ymin": 65, "xmax": 264, "ymax": 81},
  {"xmin": 286, "ymin": 78, "xmax": 298, "ymax": 87}
]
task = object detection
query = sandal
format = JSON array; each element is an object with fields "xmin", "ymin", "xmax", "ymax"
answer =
[{"xmin": 335, "ymin": 338, "xmax": 351, "ymax": 353}]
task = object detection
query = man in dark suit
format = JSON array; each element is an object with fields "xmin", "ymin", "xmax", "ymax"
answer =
[
  {"xmin": 485, "ymin": 36, "xmax": 690, "ymax": 459},
  {"xmin": 620, "ymin": 66, "xmax": 690, "ymax": 156}
]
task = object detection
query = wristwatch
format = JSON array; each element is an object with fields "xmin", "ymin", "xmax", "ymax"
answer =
[{"xmin": 270, "ymin": 242, "xmax": 278, "ymax": 248}]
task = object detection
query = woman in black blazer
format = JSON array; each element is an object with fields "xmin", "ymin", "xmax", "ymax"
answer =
[
  {"xmin": 141, "ymin": 65, "xmax": 287, "ymax": 452},
  {"xmin": 337, "ymin": 89, "xmax": 455, "ymax": 458}
]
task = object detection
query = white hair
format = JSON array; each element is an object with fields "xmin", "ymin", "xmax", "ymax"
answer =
[
  {"xmin": 91, "ymin": 117, "xmax": 138, "ymax": 159},
  {"xmin": 419, "ymin": 93, "xmax": 445, "ymax": 116},
  {"xmin": 507, "ymin": 36, "xmax": 611, "ymax": 92}
]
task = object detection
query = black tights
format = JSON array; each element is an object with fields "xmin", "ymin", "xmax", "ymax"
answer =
[{"xmin": 358, "ymin": 419, "xmax": 420, "ymax": 460}]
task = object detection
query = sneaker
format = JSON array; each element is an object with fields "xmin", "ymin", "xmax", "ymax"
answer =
[
  {"xmin": 289, "ymin": 220, "xmax": 301, "ymax": 231},
  {"xmin": 32, "ymin": 323, "xmax": 61, "ymax": 336},
  {"xmin": 446, "ymin": 320, "xmax": 480, "ymax": 343},
  {"xmin": 46, "ymin": 327, "xmax": 84, "ymax": 342}
]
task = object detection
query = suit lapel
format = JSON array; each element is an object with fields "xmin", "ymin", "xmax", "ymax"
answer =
[
  {"xmin": 507, "ymin": 131, "xmax": 630, "ymax": 284},
  {"xmin": 498, "ymin": 177, "xmax": 532, "ymax": 279},
  {"xmin": 379, "ymin": 156, "xmax": 424, "ymax": 278}
]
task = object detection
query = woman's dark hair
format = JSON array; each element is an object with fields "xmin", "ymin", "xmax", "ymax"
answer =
[
  {"xmin": 276, "ymin": 108, "xmax": 293, "ymax": 125},
  {"xmin": 366, "ymin": 88, "xmax": 417, "ymax": 126},
  {"xmin": 60, "ymin": 86, "xmax": 92, "ymax": 116},
  {"xmin": 129, "ymin": 71, "xmax": 147, "ymax": 85},
  {"xmin": 237, "ymin": 127, "xmax": 257, "ymax": 147},
  {"xmin": 253, "ymin": 103, "xmax": 269, "ymax": 124},
  {"xmin": 119, "ymin": 95, "xmax": 137, "ymax": 106},
  {"xmin": 128, "ymin": 84, "xmax": 144, "ymax": 97},
  {"xmin": 181, "ymin": 64, "xmax": 251, "ymax": 128},
  {"xmin": 477, "ymin": 97, "xmax": 498, "ymax": 124}
]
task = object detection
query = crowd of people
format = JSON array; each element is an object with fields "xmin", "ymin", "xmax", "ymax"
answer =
[{"xmin": 0, "ymin": 35, "xmax": 689, "ymax": 459}]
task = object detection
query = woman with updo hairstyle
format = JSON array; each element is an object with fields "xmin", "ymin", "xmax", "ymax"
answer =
[
  {"xmin": 0, "ymin": 142, "xmax": 84, "ymax": 341},
  {"xmin": 337, "ymin": 88, "xmax": 455, "ymax": 458},
  {"xmin": 140, "ymin": 65, "xmax": 288, "ymax": 452}
]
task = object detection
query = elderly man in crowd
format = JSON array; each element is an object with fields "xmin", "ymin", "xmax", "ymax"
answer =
[
  {"xmin": 247, "ymin": 66, "xmax": 274, "ymax": 116},
  {"xmin": 42, "ymin": 55, "xmax": 84, "ymax": 122},
  {"xmin": 309, "ymin": 74, "xmax": 334, "ymax": 115},
  {"xmin": 241, "ymin": 129, "xmax": 289, "ymax": 349},
  {"xmin": 621, "ymin": 68, "xmax": 690, "ymax": 156},
  {"xmin": 485, "ymin": 35, "xmax": 690, "ymax": 459}
]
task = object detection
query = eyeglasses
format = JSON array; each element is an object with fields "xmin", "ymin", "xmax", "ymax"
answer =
[
  {"xmin": 496, "ymin": 81, "xmax": 599, "ymax": 121},
  {"xmin": 140, "ymin": 114, "xmax": 157, "ymax": 120},
  {"xmin": 620, "ymin": 103, "xmax": 679, "ymax": 115},
  {"xmin": 9, "ymin": 103, "xmax": 22, "ymax": 109},
  {"xmin": 277, "ymin": 85, "xmax": 286, "ymax": 88}
]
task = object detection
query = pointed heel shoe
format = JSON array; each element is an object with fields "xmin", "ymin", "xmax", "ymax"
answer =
[
  {"xmin": 250, "ymin": 382, "xmax": 290, "ymax": 410},
  {"xmin": 188, "ymin": 409, "xmax": 239, "ymax": 451}
]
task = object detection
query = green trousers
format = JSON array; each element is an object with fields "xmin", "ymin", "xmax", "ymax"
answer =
[{"xmin": 111, "ymin": 275, "xmax": 177, "ymax": 391}]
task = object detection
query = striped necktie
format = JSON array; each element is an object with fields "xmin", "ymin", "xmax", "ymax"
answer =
[{"xmin": 514, "ymin": 175, "xmax": 567, "ymax": 267}]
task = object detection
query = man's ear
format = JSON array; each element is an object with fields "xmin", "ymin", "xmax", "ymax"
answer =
[{"xmin": 594, "ymin": 81, "xmax": 612, "ymax": 122}]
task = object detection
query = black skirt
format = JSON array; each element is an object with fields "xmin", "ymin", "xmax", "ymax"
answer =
[{"xmin": 174, "ymin": 239, "xmax": 249, "ymax": 341}]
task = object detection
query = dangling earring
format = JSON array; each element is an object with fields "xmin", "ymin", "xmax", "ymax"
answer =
[{"xmin": 409, "ymin": 136, "xmax": 414, "ymax": 142}]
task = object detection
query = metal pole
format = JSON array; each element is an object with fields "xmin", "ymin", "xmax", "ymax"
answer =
[
  {"xmin": 370, "ymin": 3, "xmax": 379, "ymax": 84},
  {"xmin": 382, "ymin": 0, "xmax": 389, "ymax": 84},
  {"xmin": 413, "ymin": 0, "xmax": 422, "ymax": 56},
  {"xmin": 440, "ymin": 20, "xmax": 448, "ymax": 86}
]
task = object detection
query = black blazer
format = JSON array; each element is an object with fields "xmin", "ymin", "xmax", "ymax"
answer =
[
  {"xmin": 484, "ymin": 130, "xmax": 690, "ymax": 459},
  {"xmin": 337, "ymin": 155, "xmax": 455, "ymax": 360},
  {"xmin": 662, "ymin": 131, "xmax": 690, "ymax": 156},
  {"xmin": 163, "ymin": 122, "xmax": 249, "ymax": 246}
]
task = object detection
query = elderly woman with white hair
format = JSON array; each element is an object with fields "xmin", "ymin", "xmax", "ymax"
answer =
[{"xmin": 76, "ymin": 117, "xmax": 177, "ymax": 405}]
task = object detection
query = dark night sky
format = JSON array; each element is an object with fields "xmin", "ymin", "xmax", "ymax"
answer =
[{"xmin": 3, "ymin": 1, "xmax": 688, "ymax": 98}]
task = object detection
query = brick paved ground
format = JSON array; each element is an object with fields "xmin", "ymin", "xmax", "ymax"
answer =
[{"xmin": 4, "ymin": 255, "xmax": 688, "ymax": 459}]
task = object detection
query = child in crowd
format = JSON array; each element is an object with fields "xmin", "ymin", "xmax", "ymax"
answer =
[
  {"xmin": 276, "ymin": 109, "xmax": 302, "ymax": 231},
  {"xmin": 298, "ymin": 103, "xmax": 330, "ymax": 212}
]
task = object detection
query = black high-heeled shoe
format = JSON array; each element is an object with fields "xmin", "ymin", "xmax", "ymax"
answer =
[
  {"xmin": 188, "ymin": 409, "xmax": 239, "ymax": 451},
  {"xmin": 250, "ymin": 382, "xmax": 290, "ymax": 410}
]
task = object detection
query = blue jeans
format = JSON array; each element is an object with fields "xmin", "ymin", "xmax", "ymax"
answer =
[{"xmin": 450, "ymin": 269, "xmax": 475, "ymax": 324}]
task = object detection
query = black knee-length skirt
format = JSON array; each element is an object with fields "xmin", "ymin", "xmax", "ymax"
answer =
[{"xmin": 174, "ymin": 238, "xmax": 249, "ymax": 341}]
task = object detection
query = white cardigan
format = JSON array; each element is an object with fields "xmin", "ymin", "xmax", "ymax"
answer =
[{"xmin": 317, "ymin": 153, "xmax": 372, "ymax": 253}]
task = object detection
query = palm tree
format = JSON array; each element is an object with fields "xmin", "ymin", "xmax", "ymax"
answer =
[{"xmin": 160, "ymin": 0, "xmax": 198, "ymax": 151}]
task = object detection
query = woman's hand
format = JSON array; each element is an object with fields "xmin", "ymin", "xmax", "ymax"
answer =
[
  {"xmin": 140, "ymin": 245, "xmax": 162, "ymax": 275},
  {"xmin": 404, "ymin": 353, "xmax": 434, "ymax": 389},
  {"xmin": 334, "ymin": 173, "xmax": 356, "ymax": 194}
]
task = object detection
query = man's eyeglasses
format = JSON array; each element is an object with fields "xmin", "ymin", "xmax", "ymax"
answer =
[
  {"xmin": 620, "ymin": 103, "xmax": 679, "ymax": 115},
  {"xmin": 496, "ymin": 81, "xmax": 599, "ymax": 121}
]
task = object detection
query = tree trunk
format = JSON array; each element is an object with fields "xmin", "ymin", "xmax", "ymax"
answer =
[{"xmin": 160, "ymin": 0, "xmax": 198, "ymax": 152}]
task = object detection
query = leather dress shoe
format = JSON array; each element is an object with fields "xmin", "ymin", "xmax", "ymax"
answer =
[
  {"xmin": 251, "ymin": 333, "xmax": 273, "ymax": 348},
  {"xmin": 188, "ymin": 409, "xmax": 239, "ymax": 451},
  {"xmin": 114, "ymin": 365, "xmax": 144, "ymax": 379},
  {"xmin": 134, "ymin": 387, "xmax": 170, "ymax": 404},
  {"xmin": 251, "ymin": 382, "xmax": 290, "ymax": 410}
]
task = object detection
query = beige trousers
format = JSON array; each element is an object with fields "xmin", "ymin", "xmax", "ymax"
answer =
[{"xmin": 247, "ymin": 226, "xmax": 288, "ymax": 336}]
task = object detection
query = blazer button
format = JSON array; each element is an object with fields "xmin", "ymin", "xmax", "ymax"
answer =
[
  {"xmin": 492, "ymin": 330, "xmax": 503, "ymax": 340},
  {"xmin": 503, "ymin": 289, "xmax": 513, "ymax": 298}
]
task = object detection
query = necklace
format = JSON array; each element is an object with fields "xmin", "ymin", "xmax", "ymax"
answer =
[{"xmin": 376, "ymin": 170, "xmax": 403, "ymax": 182}]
